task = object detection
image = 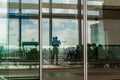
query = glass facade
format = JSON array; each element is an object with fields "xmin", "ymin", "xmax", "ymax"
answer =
[
  {"xmin": 0, "ymin": 0, "xmax": 40, "ymax": 79},
  {"xmin": 0, "ymin": 0, "xmax": 8, "ymax": 78},
  {"xmin": 87, "ymin": 0, "xmax": 120, "ymax": 80},
  {"xmin": 0, "ymin": 0, "xmax": 120, "ymax": 80},
  {"xmin": 42, "ymin": 0, "xmax": 84, "ymax": 80}
]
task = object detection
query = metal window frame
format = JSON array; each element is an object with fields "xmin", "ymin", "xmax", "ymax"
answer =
[
  {"xmin": 83, "ymin": 0, "xmax": 88, "ymax": 80},
  {"xmin": 39, "ymin": 0, "xmax": 42, "ymax": 80}
]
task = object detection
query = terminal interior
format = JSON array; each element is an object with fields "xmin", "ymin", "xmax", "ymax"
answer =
[{"xmin": 0, "ymin": 0, "xmax": 120, "ymax": 80}]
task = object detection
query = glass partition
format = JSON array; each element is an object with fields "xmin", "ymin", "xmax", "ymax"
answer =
[
  {"xmin": 0, "ymin": 0, "xmax": 9, "ymax": 79},
  {"xmin": 2, "ymin": 0, "xmax": 120, "ymax": 79},
  {"xmin": 42, "ymin": 0, "xmax": 84, "ymax": 80},
  {"xmin": 7, "ymin": 0, "xmax": 40, "ymax": 79},
  {"xmin": 87, "ymin": 0, "xmax": 120, "ymax": 80}
]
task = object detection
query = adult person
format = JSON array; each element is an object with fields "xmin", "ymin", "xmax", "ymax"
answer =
[{"xmin": 51, "ymin": 36, "xmax": 61, "ymax": 65}]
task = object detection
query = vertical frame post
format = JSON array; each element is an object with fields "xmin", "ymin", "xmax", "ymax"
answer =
[
  {"xmin": 49, "ymin": 0, "xmax": 52, "ymax": 45},
  {"xmin": 83, "ymin": 0, "xmax": 88, "ymax": 80},
  {"xmin": 19, "ymin": 0, "xmax": 22, "ymax": 49},
  {"xmin": 39, "ymin": 0, "xmax": 42, "ymax": 80},
  {"xmin": 78, "ymin": 0, "xmax": 82, "ymax": 44}
]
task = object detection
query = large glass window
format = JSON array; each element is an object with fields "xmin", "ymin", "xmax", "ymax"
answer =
[
  {"xmin": 0, "ymin": 0, "xmax": 40, "ymax": 79},
  {"xmin": 22, "ymin": 19, "xmax": 39, "ymax": 42},
  {"xmin": 0, "ymin": 0, "xmax": 8, "ymax": 79},
  {"xmin": 88, "ymin": 0, "xmax": 120, "ymax": 80},
  {"xmin": 42, "ymin": 0, "xmax": 84, "ymax": 80},
  {"xmin": 1, "ymin": 0, "xmax": 120, "ymax": 80},
  {"xmin": 4, "ymin": 0, "xmax": 40, "ymax": 79},
  {"xmin": 42, "ymin": 18, "xmax": 49, "ymax": 48},
  {"xmin": 52, "ymin": 19, "xmax": 78, "ymax": 46},
  {"xmin": 9, "ymin": 19, "xmax": 19, "ymax": 46}
]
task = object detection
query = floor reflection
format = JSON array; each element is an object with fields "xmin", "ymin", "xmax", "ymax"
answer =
[{"xmin": 43, "ymin": 66, "xmax": 120, "ymax": 80}]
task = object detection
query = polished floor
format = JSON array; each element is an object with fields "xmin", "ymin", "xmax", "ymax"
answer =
[
  {"xmin": 43, "ymin": 67, "xmax": 120, "ymax": 80},
  {"xmin": 0, "ymin": 65, "xmax": 120, "ymax": 80}
]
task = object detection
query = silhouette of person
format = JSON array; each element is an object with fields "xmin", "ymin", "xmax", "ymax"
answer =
[
  {"xmin": 66, "ymin": 50, "xmax": 74, "ymax": 61},
  {"xmin": 98, "ymin": 44, "xmax": 105, "ymax": 59},
  {"xmin": 51, "ymin": 36, "xmax": 61, "ymax": 65},
  {"xmin": 87, "ymin": 44, "xmax": 92, "ymax": 60},
  {"xmin": 91, "ymin": 43, "xmax": 98, "ymax": 60},
  {"xmin": 75, "ymin": 45, "xmax": 81, "ymax": 62}
]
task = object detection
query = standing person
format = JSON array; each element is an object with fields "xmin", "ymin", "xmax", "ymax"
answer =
[
  {"xmin": 92, "ymin": 43, "xmax": 98, "ymax": 60},
  {"xmin": 87, "ymin": 44, "xmax": 92, "ymax": 60},
  {"xmin": 75, "ymin": 44, "xmax": 83, "ymax": 64},
  {"xmin": 75, "ymin": 45, "xmax": 80, "ymax": 61},
  {"xmin": 51, "ymin": 36, "xmax": 61, "ymax": 65}
]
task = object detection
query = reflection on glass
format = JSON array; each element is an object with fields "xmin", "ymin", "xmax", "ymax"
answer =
[
  {"xmin": 42, "ymin": 0, "xmax": 84, "ymax": 80},
  {"xmin": 0, "ymin": 0, "xmax": 8, "ymax": 79},
  {"xmin": 52, "ymin": 19, "xmax": 78, "ymax": 47},
  {"xmin": 9, "ymin": 19, "xmax": 19, "ymax": 46},
  {"xmin": 88, "ymin": 0, "xmax": 120, "ymax": 80},
  {"xmin": 22, "ymin": 19, "xmax": 39, "ymax": 42},
  {"xmin": 4, "ymin": 1, "xmax": 40, "ymax": 79},
  {"xmin": 42, "ymin": 19, "xmax": 49, "ymax": 47}
]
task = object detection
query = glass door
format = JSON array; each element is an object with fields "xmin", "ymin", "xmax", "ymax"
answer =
[
  {"xmin": 87, "ymin": 0, "xmax": 120, "ymax": 80},
  {"xmin": 42, "ymin": 0, "xmax": 84, "ymax": 80}
]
